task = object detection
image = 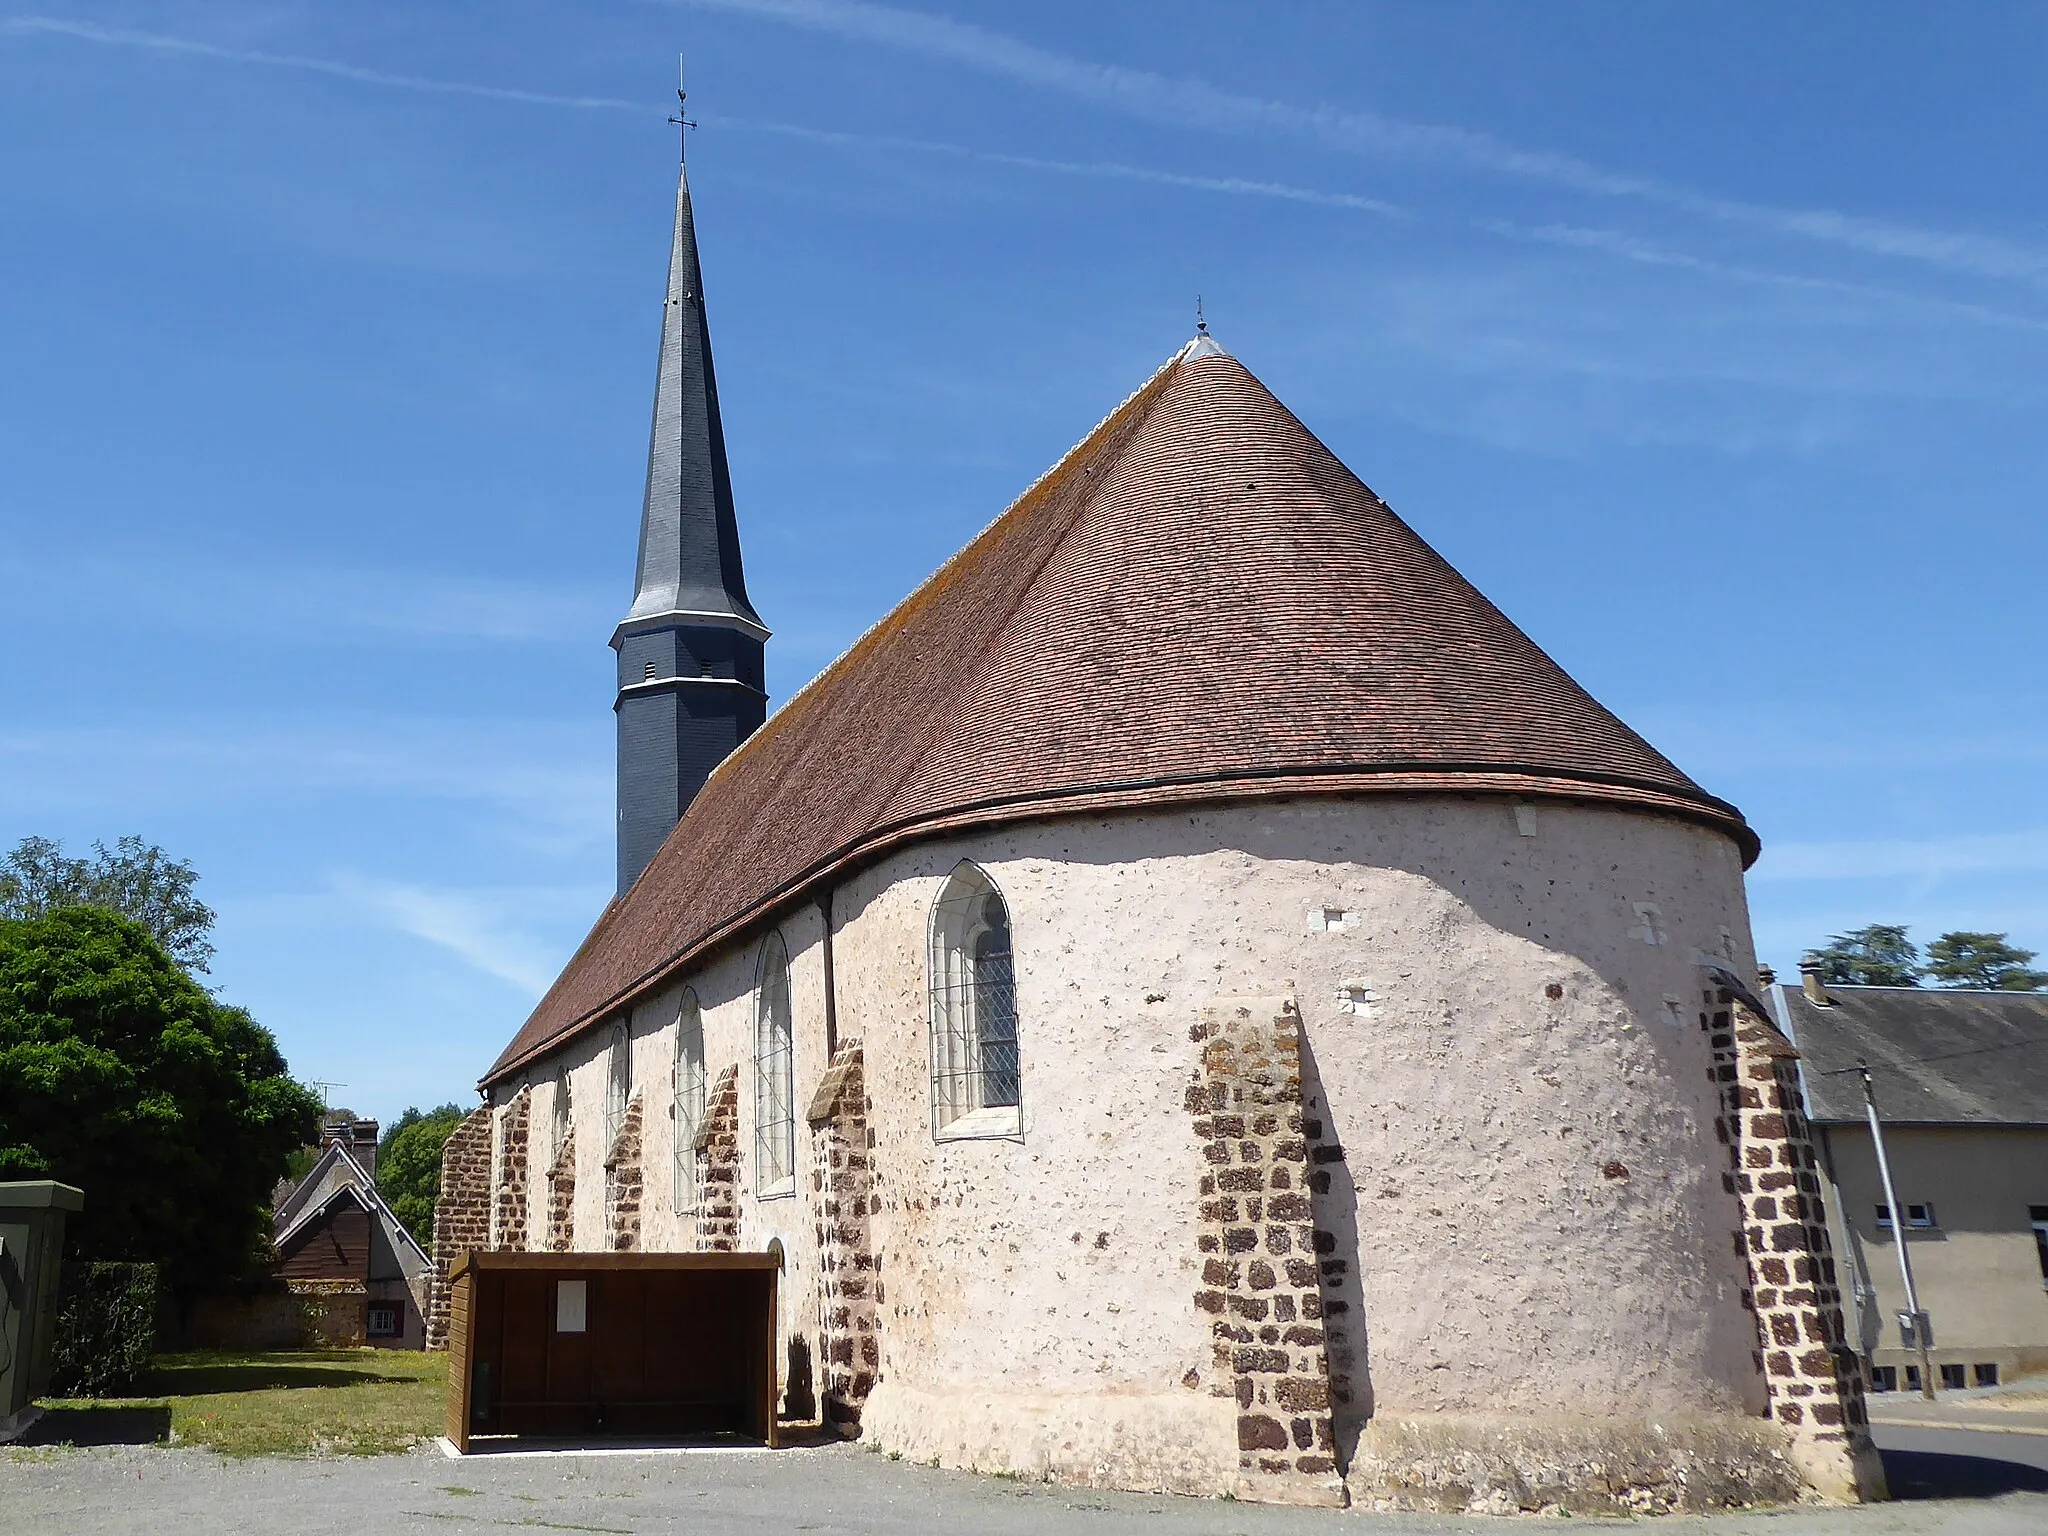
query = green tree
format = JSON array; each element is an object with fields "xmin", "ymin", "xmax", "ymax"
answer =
[
  {"xmin": 1925, "ymin": 931, "xmax": 2048, "ymax": 991},
  {"xmin": 1810, "ymin": 924, "xmax": 1922, "ymax": 987},
  {"xmin": 1, "ymin": 835, "xmax": 217, "ymax": 973},
  {"xmin": 376, "ymin": 1103, "xmax": 469, "ymax": 1246},
  {"xmin": 0, "ymin": 906, "xmax": 321, "ymax": 1290}
]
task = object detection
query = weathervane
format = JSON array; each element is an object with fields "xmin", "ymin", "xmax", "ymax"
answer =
[
  {"xmin": 1195, "ymin": 295, "xmax": 1208, "ymax": 335},
  {"xmin": 668, "ymin": 52, "xmax": 696, "ymax": 161}
]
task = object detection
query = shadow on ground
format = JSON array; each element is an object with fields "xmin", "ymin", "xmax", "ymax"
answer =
[
  {"xmin": 1882, "ymin": 1446, "xmax": 2048, "ymax": 1499},
  {"xmin": 146, "ymin": 1359, "xmax": 413, "ymax": 1394},
  {"xmin": 18, "ymin": 1405, "xmax": 173, "ymax": 1448}
]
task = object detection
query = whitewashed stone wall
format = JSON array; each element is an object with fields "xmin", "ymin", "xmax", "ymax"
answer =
[{"xmin": 485, "ymin": 793, "xmax": 1819, "ymax": 1506}]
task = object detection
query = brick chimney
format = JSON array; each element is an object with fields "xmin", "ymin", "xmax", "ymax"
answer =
[
  {"xmin": 1798, "ymin": 954, "xmax": 1831, "ymax": 1008},
  {"xmin": 320, "ymin": 1112, "xmax": 380, "ymax": 1178}
]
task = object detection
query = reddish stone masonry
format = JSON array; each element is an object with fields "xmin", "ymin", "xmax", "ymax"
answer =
[
  {"xmin": 695, "ymin": 1064, "xmax": 743, "ymax": 1252},
  {"xmin": 425, "ymin": 1105, "xmax": 493, "ymax": 1350},
  {"xmin": 1711, "ymin": 980, "xmax": 1883, "ymax": 1502},
  {"xmin": 605, "ymin": 1093, "xmax": 645, "ymax": 1251},
  {"xmin": 492, "ymin": 1088, "xmax": 531, "ymax": 1252},
  {"xmin": 546, "ymin": 1124, "xmax": 578, "ymax": 1252},
  {"xmin": 1186, "ymin": 998, "xmax": 1343, "ymax": 1504},
  {"xmin": 806, "ymin": 1041, "xmax": 881, "ymax": 1435}
]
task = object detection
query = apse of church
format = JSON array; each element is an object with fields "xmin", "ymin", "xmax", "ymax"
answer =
[{"xmin": 432, "ymin": 146, "xmax": 1881, "ymax": 1512}]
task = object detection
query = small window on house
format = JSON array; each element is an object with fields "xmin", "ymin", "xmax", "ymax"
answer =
[
  {"xmin": 1975, "ymin": 1362, "xmax": 2000, "ymax": 1387},
  {"xmin": 928, "ymin": 862, "xmax": 1021, "ymax": 1139},
  {"xmin": 367, "ymin": 1304, "xmax": 400, "ymax": 1338},
  {"xmin": 552, "ymin": 1065, "xmax": 571, "ymax": 1167},
  {"xmin": 672, "ymin": 989, "xmax": 706, "ymax": 1214},
  {"xmin": 1869, "ymin": 1365, "xmax": 1897, "ymax": 1393},
  {"xmin": 604, "ymin": 1022, "xmax": 631, "ymax": 1152},
  {"xmin": 1876, "ymin": 1203, "xmax": 1939, "ymax": 1231},
  {"xmin": 2032, "ymin": 1207, "xmax": 2048, "ymax": 1285},
  {"xmin": 1940, "ymin": 1362, "xmax": 1967, "ymax": 1391},
  {"xmin": 643, "ymin": 660, "xmax": 657, "ymax": 681},
  {"xmin": 1904, "ymin": 1364, "xmax": 1922, "ymax": 1391},
  {"xmin": 754, "ymin": 933, "xmax": 796, "ymax": 1196}
]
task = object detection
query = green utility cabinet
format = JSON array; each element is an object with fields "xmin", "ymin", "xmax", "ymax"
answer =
[{"xmin": 0, "ymin": 1181, "xmax": 84, "ymax": 1429}]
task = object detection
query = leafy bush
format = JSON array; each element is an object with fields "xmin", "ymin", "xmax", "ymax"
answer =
[{"xmin": 52, "ymin": 1261, "xmax": 159, "ymax": 1397}]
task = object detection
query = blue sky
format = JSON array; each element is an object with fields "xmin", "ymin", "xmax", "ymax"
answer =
[{"xmin": 4, "ymin": 2, "xmax": 2044, "ymax": 1127}]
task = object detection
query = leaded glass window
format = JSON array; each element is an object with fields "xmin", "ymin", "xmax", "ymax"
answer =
[
  {"xmin": 754, "ymin": 934, "xmax": 796, "ymax": 1194},
  {"xmin": 929, "ymin": 862, "xmax": 1023, "ymax": 1138},
  {"xmin": 603, "ymin": 1022, "xmax": 631, "ymax": 1152},
  {"xmin": 672, "ymin": 989, "xmax": 706, "ymax": 1214}
]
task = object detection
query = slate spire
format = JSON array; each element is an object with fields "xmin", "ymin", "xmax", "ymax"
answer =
[{"xmin": 610, "ymin": 145, "xmax": 769, "ymax": 896}]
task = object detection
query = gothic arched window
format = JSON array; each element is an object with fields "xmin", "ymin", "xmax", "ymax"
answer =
[
  {"xmin": 929, "ymin": 862, "xmax": 1022, "ymax": 1139},
  {"xmin": 754, "ymin": 933, "xmax": 796, "ymax": 1196},
  {"xmin": 551, "ymin": 1063, "xmax": 572, "ymax": 1168},
  {"xmin": 604, "ymin": 1022, "xmax": 631, "ymax": 1153},
  {"xmin": 672, "ymin": 989, "xmax": 706, "ymax": 1214}
]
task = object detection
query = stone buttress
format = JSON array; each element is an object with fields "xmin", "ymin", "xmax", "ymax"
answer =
[
  {"xmin": 1186, "ymin": 997, "xmax": 1345, "ymax": 1506},
  {"xmin": 425, "ymin": 1106, "xmax": 493, "ymax": 1350},
  {"xmin": 694, "ymin": 1065, "xmax": 743, "ymax": 1252},
  {"xmin": 605, "ymin": 1093, "xmax": 646, "ymax": 1251},
  {"xmin": 806, "ymin": 1041, "xmax": 881, "ymax": 1434},
  {"xmin": 1717, "ymin": 982, "xmax": 1885, "ymax": 1501}
]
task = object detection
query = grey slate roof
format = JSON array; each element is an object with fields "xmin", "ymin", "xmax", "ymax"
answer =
[
  {"xmin": 615, "ymin": 159, "xmax": 763, "ymax": 643},
  {"xmin": 1772, "ymin": 983, "xmax": 2048, "ymax": 1127}
]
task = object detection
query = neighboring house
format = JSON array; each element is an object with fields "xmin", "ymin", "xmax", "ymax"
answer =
[
  {"xmin": 271, "ymin": 1116, "xmax": 431, "ymax": 1349},
  {"xmin": 1774, "ymin": 971, "xmax": 2048, "ymax": 1389},
  {"xmin": 425, "ymin": 146, "xmax": 1883, "ymax": 1511}
]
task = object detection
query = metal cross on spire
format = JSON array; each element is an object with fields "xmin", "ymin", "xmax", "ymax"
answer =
[{"xmin": 668, "ymin": 52, "xmax": 696, "ymax": 161}]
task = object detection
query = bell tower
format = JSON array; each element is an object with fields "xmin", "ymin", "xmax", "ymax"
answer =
[{"xmin": 612, "ymin": 111, "xmax": 767, "ymax": 894}]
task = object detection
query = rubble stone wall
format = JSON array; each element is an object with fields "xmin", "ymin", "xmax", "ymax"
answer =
[{"xmin": 425, "ymin": 1105, "xmax": 492, "ymax": 1350}]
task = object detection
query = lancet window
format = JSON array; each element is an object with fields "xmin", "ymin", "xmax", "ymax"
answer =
[
  {"xmin": 754, "ymin": 933, "xmax": 796, "ymax": 1195},
  {"xmin": 929, "ymin": 862, "xmax": 1022, "ymax": 1138},
  {"xmin": 551, "ymin": 1064, "xmax": 571, "ymax": 1168},
  {"xmin": 604, "ymin": 1022, "xmax": 631, "ymax": 1152},
  {"xmin": 672, "ymin": 989, "xmax": 706, "ymax": 1214}
]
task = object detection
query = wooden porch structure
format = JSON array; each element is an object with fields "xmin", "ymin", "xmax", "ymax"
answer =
[{"xmin": 443, "ymin": 1251, "xmax": 780, "ymax": 1452}]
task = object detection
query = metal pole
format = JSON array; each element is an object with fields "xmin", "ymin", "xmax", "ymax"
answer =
[{"xmin": 1861, "ymin": 1063, "xmax": 1934, "ymax": 1398}]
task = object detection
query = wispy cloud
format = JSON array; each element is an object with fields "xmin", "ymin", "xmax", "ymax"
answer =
[
  {"xmin": 0, "ymin": 716, "xmax": 610, "ymax": 845},
  {"xmin": 1753, "ymin": 830, "xmax": 2048, "ymax": 882},
  {"xmin": 721, "ymin": 114, "xmax": 1407, "ymax": 219},
  {"xmin": 671, "ymin": 0, "xmax": 2048, "ymax": 284},
  {"xmin": 2, "ymin": 16, "xmax": 640, "ymax": 109},
  {"xmin": 1489, "ymin": 222, "xmax": 2048, "ymax": 339},
  {"xmin": 330, "ymin": 875, "xmax": 602, "ymax": 994}
]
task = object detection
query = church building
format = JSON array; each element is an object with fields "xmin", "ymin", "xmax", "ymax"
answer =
[{"xmin": 431, "ymin": 144, "xmax": 1884, "ymax": 1511}]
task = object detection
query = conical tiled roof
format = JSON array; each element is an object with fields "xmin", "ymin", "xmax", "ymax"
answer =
[{"xmin": 485, "ymin": 341, "xmax": 1752, "ymax": 1085}]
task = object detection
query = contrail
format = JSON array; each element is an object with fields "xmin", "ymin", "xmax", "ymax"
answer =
[
  {"xmin": 669, "ymin": 0, "xmax": 2048, "ymax": 285},
  {"xmin": 2, "ymin": 16, "xmax": 641, "ymax": 110}
]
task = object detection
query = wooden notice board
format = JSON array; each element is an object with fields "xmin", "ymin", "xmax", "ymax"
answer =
[{"xmin": 444, "ymin": 1251, "xmax": 780, "ymax": 1452}]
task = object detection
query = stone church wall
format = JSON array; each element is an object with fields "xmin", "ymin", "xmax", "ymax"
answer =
[{"xmin": 486, "ymin": 793, "xmax": 1841, "ymax": 1508}]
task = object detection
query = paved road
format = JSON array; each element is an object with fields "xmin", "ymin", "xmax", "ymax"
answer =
[
  {"xmin": 1869, "ymin": 1420, "xmax": 2048, "ymax": 1501},
  {"xmin": 6, "ymin": 1439, "xmax": 2048, "ymax": 1536}
]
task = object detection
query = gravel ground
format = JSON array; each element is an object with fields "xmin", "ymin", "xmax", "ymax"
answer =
[{"xmin": 4, "ymin": 1440, "xmax": 2048, "ymax": 1536}]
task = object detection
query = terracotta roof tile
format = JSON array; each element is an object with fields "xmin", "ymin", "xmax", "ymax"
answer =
[{"xmin": 483, "ymin": 344, "xmax": 1752, "ymax": 1086}]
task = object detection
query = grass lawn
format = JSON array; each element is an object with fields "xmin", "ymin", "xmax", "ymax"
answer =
[{"xmin": 28, "ymin": 1349, "xmax": 447, "ymax": 1457}]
